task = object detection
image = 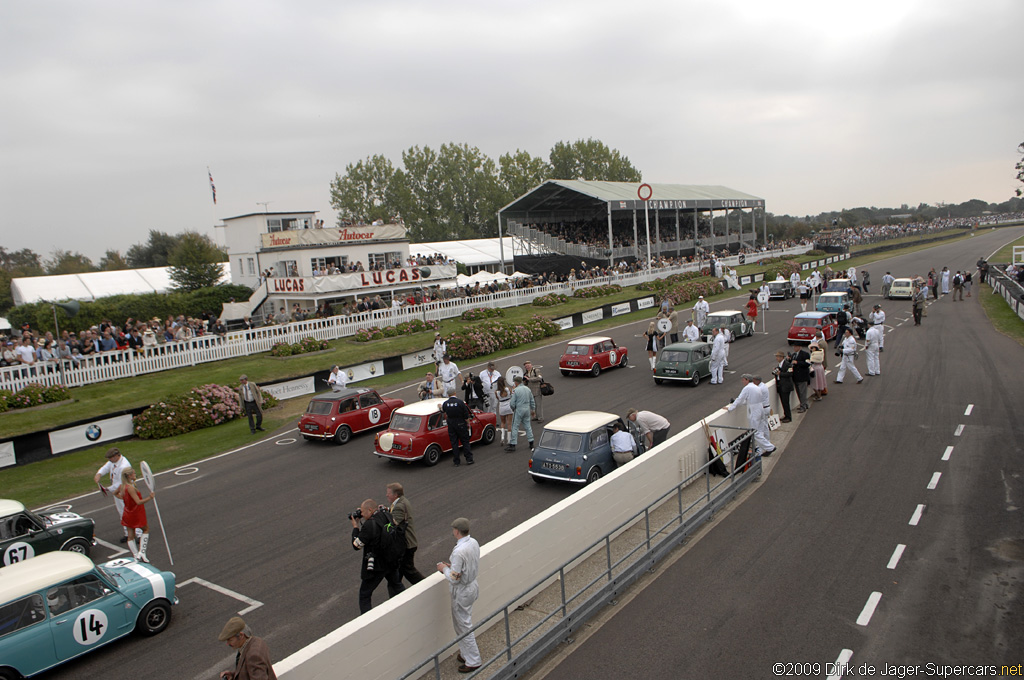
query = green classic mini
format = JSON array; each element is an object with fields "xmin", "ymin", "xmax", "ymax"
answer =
[
  {"xmin": 1, "ymin": 500, "xmax": 95, "ymax": 566},
  {"xmin": 0, "ymin": 552, "xmax": 177, "ymax": 678},
  {"xmin": 653, "ymin": 340, "xmax": 714, "ymax": 386}
]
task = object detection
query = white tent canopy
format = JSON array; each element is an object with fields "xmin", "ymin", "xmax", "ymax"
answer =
[
  {"xmin": 10, "ymin": 264, "xmax": 231, "ymax": 306},
  {"xmin": 411, "ymin": 237, "xmax": 516, "ymax": 271}
]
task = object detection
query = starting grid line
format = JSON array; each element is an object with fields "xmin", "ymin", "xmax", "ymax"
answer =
[{"xmin": 178, "ymin": 577, "xmax": 264, "ymax": 615}]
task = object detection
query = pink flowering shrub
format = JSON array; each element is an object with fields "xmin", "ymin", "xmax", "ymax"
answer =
[
  {"xmin": 763, "ymin": 260, "xmax": 802, "ymax": 281},
  {"xmin": 532, "ymin": 293, "xmax": 569, "ymax": 307},
  {"xmin": 658, "ymin": 279, "xmax": 726, "ymax": 308},
  {"xmin": 636, "ymin": 271, "xmax": 703, "ymax": 292},
  {"xmin": 356, "ymin": 318, "xmax": 437, "ymax": 342},
  {"xmin": 445, "ymin": 315, "xmax": 560, "ymax": 361},
  {"xmin": 572, "ymin": 284, "xmax": 622, "ymax": 299},
  {"xmin": 1, "ymin": 383, "xmax": 71, "ymax": 411},
  {"xmin": 271, "ymin": 337, "xmax": 329, "ymax": 356},
  {"xmin": 460, "ymin": 307, "xmax": 504, "ymax": 321},
  {"xmin": 133, "ymin": 383, "xmax": 278, "ymax": 439}
]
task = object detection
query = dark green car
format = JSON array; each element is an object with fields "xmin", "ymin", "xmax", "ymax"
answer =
[
  {"xmin": 0, "ymin": 500, "xmax": 95, "ymax": 566},
  {"xmin": 700, "ymin": 310, "xmax": 753, "ymax": 342},
  {"xmin": 654, "ymin": 340, "xmax": 714, "ymax": 386}
]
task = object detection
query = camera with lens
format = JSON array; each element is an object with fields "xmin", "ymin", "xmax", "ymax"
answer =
[{"xmin": 347, "ymin": 508, "xmax": 363, "ymax": 521}]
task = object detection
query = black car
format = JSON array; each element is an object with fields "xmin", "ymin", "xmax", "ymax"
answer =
[
  {"xmin": 1, "ymin": 500, "xmax": 95, "ymax": 565},
  {"xmin": 767, "ymin": 280, "xmax": 795, "ymax": 299}
]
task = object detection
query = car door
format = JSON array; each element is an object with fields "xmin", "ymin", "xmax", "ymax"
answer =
[
  {"xmin": 697, "ymin": 345, "xmax": 712, "ymax": 373},
  {"xmin": 358, "ymin": 392, "xmax": 386, "ymax": 431},
  {"xmin": 589, "ymin": 426, "xmax": 614, "ymax": 471},
  {"xmin": 427, "ymin": 412, "xmax": 449, "ymax": 451},
  {"xmin": 0, "ymin": 593, "xmax": 53, "ymax": 677},
  {"xmin": 2, "ymin": 512, "xmax": 58, "ymax": 566},
  {"xmin": 48, "ymin": 573, "xmax": 131, "ymax": 662},
  {"xmin": 605, "ymin": 342, "xmax": 620, "ymax": 368}
]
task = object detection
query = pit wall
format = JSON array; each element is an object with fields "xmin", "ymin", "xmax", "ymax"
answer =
[{"xmin": 275, "ymin": 401, "xmax": 754, "ymax": 679}]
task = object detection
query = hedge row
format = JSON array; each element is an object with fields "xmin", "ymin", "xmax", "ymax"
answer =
[
  {"xmin": 353, "ymin": 318, "xmax": 439, "ymax": 343},
  {"xmin": 532, "ymin": 293, "xmax": 569, "ymax": 307},
  {"xmin": 572, "ymin": 284, "xmax": 622, "ymax": 299},
  {"xmin": 0, "ymin": 383, "xmax": 72, "ymax": 413},
  {"xmin": 7, "ymin": 284, "xmax": 254, "ymax": 335},
  {"xmin": 270, "ymin": 337, "xmax": 329, "ymax": 357},
  {"xmin": 460, "ymin": 307, "xmax": 505, "ymax": 321},
  {"xmin": 657, "ymin": 279, "xmax": 726, "ymax": 308},
  {"xmin": 133, "ymin": 383, "xmax": 279, "ymax": 440},
  {"xmin": 446, "ymin": 316, "xmax": 561, "ymax": 361}
]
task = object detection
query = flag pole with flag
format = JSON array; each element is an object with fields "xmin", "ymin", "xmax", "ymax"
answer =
[{"xmin": 208, "ymin": 166, "xmax": 217, "ymax": 205}]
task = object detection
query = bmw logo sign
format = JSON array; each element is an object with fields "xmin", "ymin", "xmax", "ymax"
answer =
[{"xmin": 85, "ymin": 424, "xmax": 102, "ymax": 441}]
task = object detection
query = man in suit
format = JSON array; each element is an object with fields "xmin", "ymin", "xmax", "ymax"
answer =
[
  {"xmin": 386, "ymin": 482, "xmax": 424, "ymax": 584},
  {"xmin": 217, "ymin": 616, "xmax": 277, "ymax": 680},
  {"xmin": 236, "ymin": 375, "xmax": 265, "ymax": 434},
  {"xmin": 788, "ymin": 343, "xmax": 811, "ymax": 413},
  {"xmin": 773, "ymin": 351, "xmax": 795, "ymax": 422}
]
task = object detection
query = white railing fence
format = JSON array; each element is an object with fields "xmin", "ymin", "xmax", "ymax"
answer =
[{"xmin": 0, "ymin": 245, "xmax": 810, "ymax": 392}]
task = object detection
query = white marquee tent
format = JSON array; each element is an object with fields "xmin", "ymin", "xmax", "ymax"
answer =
[{"xmin": 10, "ymin": 264, "xmax": 231, "ymax": 306}]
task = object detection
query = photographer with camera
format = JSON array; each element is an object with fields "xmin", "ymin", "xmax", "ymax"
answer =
[{"xmin": 350, "ymin": 499, "xmax": 405, "ymax": 614}]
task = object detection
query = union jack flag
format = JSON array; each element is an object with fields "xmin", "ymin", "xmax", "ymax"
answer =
[{"xmin": 208, "ymin": 167, "xmax": 217, "ymax": 205}]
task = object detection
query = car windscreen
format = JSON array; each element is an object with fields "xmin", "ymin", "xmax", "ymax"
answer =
[
  {"xmin": 564, "ymin": 345, "xmax": 590, "ymax": 355},
  {"xmin": 306, "ymin": 400, "xmax": 334, "ymax": 415},
  {"xmin": 388, "ymin": 414, "xmax": 423, "ymax": 432},
  {"xmin": 538, "ymin": 430, "xmax": 583, "ymax": 453},
  {"xmin": 769, "ymin": 282, "xmax": 786, "ymax": 289},
  {"xmin": 660, "ymin": 350, "xmax": 689, "ymax": 362},
  {"xmin": 792, "ymin": 319, "xmax": 819, "ymax": 328}
]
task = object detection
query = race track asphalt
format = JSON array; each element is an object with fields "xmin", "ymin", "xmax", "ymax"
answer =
[{"xmin": 38, "ymin": 226, "xmax": 1024, "ymax": 680}]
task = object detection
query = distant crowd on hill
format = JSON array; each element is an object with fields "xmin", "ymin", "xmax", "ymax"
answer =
[{"xmin": 814, "ymin": 212, "xmax": 1024, "ymax": 247}]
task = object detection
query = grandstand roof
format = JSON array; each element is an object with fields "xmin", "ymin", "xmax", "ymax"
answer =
[
  {"xmin": 410, "ymin": 237, "xmax": 517, "ymax": 267},
  {"xmin": 10, "ymin": 264, "xmax": 231, "ymax": 306},
  {"xmin": 500, "ymin": 180, "xmax": 765, "ymax": 214}
]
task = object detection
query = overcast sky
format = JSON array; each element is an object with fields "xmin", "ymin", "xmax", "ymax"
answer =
[{"xmin": 2, "ymin": 0, "xmax": 1020, "ymax": 261}]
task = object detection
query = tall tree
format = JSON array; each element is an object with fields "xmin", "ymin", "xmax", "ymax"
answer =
[
  {"xmin": 498, "ymin": 150, "xmax": 552, "ymax": 203},
  {"xmin": 548, "ymin": 138, "xmax": 642, "ymax": 182},
  {"xmin": 98, "ymin": 249, "xmax": 129, "ymax": 271},
  {"xmin": 329, "ymin": 154, "xmax": 396, "ymax": 224},
  {"xmin": 0, "ymin": 247, "xmax": 44, "ymax": 313},
  {"xmin": 126, "ymin": 230, "xmax": 178, "ymax": 268},
  {"xmin": 45, "ymin": 250, "xmax": 96, "ymax": 275},
  {"xmin": 167, "ymin": 231, "xmax": 227, "ymax": 292}
]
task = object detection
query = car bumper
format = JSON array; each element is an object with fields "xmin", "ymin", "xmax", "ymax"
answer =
[
  {"xmin": 374, "ymin": 451, "xmax": 423, "ymax": 462},
  {"xmin": 655, "ymin": 373, "xmax": 695, "ymax": 381},
  {"xmin": 528, "ymin": 470, "xmax": 586, "ymax": 483},
  {"xmin": 560, "ymin": 366, "xmax": 594, "ymax": 372},
  {"xmin": 300, "ymin": 430, "xmax": 334, "ymax": 439}
]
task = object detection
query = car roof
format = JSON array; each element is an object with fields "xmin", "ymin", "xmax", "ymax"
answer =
[
  {"xmin": 311, "ymin": 388, "xmax": 373, "ymax": 401},
  {"xmin": 543, "ymin": 411, "xmax": 619, "ymax": 433},
  {"xmin": 794, "ymin": 311, "xmax": 831, "ymax": 319},
  {"xmin": 892, "ymin": 278, "xmax": 914, "ymax": 283},
  {"xmin": 0, "ymin": 552, "xmax": 95, "ymax": 605},
  {"xmin": 820, "ymin": 292, "xmax": 846, "ymax": 297},
  {"xmin": 395, "ymin": 398, "xmax": 446, "ymax": 416},
  {"xmin": 567, "ymin": 336, "xmax": 611, "ymax": 345},
  {"xmin": 663, "ymin": 341, "xmax": 711, "ymax": 350},
  {"xmin": 0, "ymin": 499, "xmax": 26, "ymax": 519},
  {"xmin": 709, "ymin": 310, "xmax": 742, "ymax": 316}
]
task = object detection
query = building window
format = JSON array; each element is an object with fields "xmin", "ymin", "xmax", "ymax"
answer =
[
  {"xmin": 267, "ymin": 219, "xmax": 283, "ymax": 233},
  {"xmin": 282, "ymin": 260, "xmax": 298, "ymax": 277},
  {"xmin": 247, "ymin": 258, "xmax": 255, "ymax": 276},
  {"xmin": 368, "ymin": 252, "xmax": 403, "ymax": 269}
]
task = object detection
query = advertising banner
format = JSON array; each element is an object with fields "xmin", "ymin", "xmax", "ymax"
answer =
[
  {"xmin": 268, "ymin": 265, "xmax": 457, "ymax": 296},
  {"xmin": 611, "ymin": 302, "xmax": 631, "ymax": 317},
  {"xmin": 49, "ymin": 414, "xmax": 135, "ymax": 455},
  {"xmin": 582, "ymin": 309, "xmax": 604, "ymax": 324},
  {"xmin": 262, "ymin": 376, "xmax": 315, "ymax": 401},
  {"xmin": 261, "ymin": 224, "xmax": 407, "ymax": 249},
  {"xmin": 0, "ymin": 441, "xmax": 14, "ymax": 468},
  {"xmin": 402, "ymin": 349, "xmax": 435, "ymax": 371},
  {"xmin": 636, "ymin": 297, "xmax": 655, "ymax": 310},
  {"xmin": 555, "ymin": 317, "xmax": 574, "ymax": 330}
]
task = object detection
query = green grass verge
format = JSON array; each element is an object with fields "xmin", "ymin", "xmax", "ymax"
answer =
[
  {"xmin": 979, "ymin": 283, "xmax": 1024, "ymax": 348},
  {"xmin": 989, "ymin": 234, "xmax": 1024, "ymax": 263}
]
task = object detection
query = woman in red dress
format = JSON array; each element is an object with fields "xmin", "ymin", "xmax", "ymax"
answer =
[
  {"xmin": 745, "ymin": 295, "xmax": 759, "ymax": 332},
  {"xmin": 116, "ymin": 467, "xmax": 155, "ymax": 562}
]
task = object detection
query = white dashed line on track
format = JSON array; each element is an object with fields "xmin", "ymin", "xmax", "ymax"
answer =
[
  {"xmin": 827, "ymin": 649, "xmax": 855, "ymax": 680},
  {"xmin": 964, "ymin": 404, "xmax": 974, "ymax": 416},
  {"xmin": 856, "ymin": 592, "xmax": 883, "ymax": 626},
  {"xmin": 942, "ymin": 446, "xmax": 953, "ymax": 461},
  {"xmin": 954, "ymin": 424, "xmax": 964, "ymax": 436},
  {"xmin": 909, "ymin": 504, "xmax": 925, "ymax": 526},
  {"xmin": 927, "ymin": 472, "xmax": 942, "ymax": 490},
  {"xmin": 887, "ymin": 544, "xmax": 906, "ymax": 569}
]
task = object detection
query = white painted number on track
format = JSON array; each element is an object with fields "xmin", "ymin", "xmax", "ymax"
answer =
[
  {"xmin": 964, "ymin": 404, "xmax": 974, "ymax": 416},
  {"xmin": 909, "ymin": 504, "xmax": 925, "ymax": 526},
  {"xmin": 887, "ymin": 544, "xmax": 906, "ymax": 569},
  {"xmin": 856, "ymin": 592, "xmax": 883, "ymax": 626},
  {"xmin": 927, "ymin": 472, "xmax": 941, "ymax": 490},
  {"xmin": 942, "ymin": 446, "xmax": 953, "ymax": 461}
]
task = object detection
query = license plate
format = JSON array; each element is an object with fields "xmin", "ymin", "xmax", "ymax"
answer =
[
  {"xmin": 567, "ymin": 361, "xmax": 578, "ymax": 366},
  {"xmin": 664, "ymin": 369, "xmax": 677, "ymax": 374},
  {"xmin": 541, "ymin": 462, "xmax": 566, "ymax": 471},
  {"xmin": 304, "ymin": 424, "xmax": 318, "ymax": 431}
]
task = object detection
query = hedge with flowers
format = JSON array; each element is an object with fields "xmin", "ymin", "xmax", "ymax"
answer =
[
  {"xmin": 531, "ymin": 293, "xmax": 569, "ymax": 307},
  {"xmin": 460, "ymin": 307, "xmax": 504, "ymax": 322},
  {"xmin": 572, "ymin": 284, "xmax": 622, "ymax": 299},
  {"xmin": 133, "ymin": 383, "xmax": 279, "ymax": 440},
  {"xmin": 445, "ymin": 315, "xmax": 561, "ymax": 361},
  {"xmin": 270, "ymin": 336, "xmax": 330, "ymax": 357},
  {"xmin": 762, "ymin": 259, "xmax": 802, "ymax": 281},
  {"xmin": 635, "ymin": 270, "xmax": 704, "ymax": 293},
  {"xmin": 354, "ymin": 318, "xmax": 438, "ymax": 343},
  {"xmin": 656, "ymin": 278, "xmax": 726, "ymax": 308},
  {"xmin": 0, "ymin": 383, "xmax": 72, "ymax": 413}
]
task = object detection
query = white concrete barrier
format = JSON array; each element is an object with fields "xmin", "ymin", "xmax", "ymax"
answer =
[{"xmin": 276, "ymin": 402, "xmax": 753, "ymax": 679}]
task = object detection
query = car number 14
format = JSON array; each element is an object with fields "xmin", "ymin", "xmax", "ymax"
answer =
[{"xmin": 73, "ymin": 609, "xmax": 109, "ymax": 646}]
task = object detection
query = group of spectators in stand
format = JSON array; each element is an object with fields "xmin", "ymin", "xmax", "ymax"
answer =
[
  {"xmin": 0, "ymin": 313, "xmax": 231, "ymax": 376},
  {"xmin": 815, "ymin": 213, "xmax": 1024, "ymax": 248},
  {"xmin": 1004, "ymin": 263, "xmax": 1024, "ymax": 284}
]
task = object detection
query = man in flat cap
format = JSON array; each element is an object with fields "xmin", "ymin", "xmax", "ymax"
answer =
[
  {"xmin": 437, "ymin": 518, "xmax": 482, "ymax": 673},
  {"xmin": 235, "ymin": 375, "xmax": 265, "ymax": 434},
  {"xmin": 217, "ymin": 616, "xmax": 277, "ymax": 679}
]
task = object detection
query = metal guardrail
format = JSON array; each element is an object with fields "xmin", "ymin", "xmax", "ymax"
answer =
[{"xmin": 400, "ymin": 427, "xmax": 757, "ymax": 680}]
